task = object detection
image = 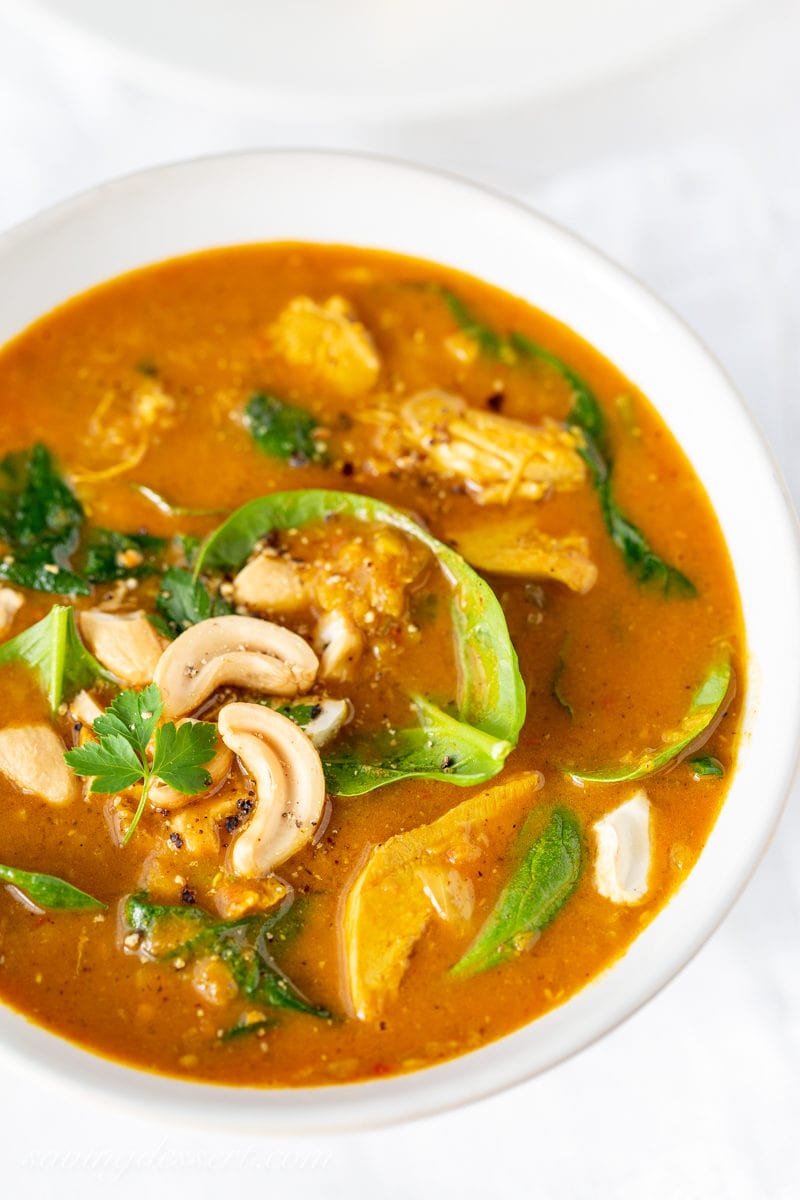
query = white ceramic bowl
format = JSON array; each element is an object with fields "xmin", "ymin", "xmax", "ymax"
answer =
[{"xmin": 0, "ymin": 150, "xmax": 798, "ymax": 1132}]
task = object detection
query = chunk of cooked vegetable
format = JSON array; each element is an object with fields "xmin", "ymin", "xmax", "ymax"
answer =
[
  {"xmin": 343, "ymin": 773, "xmax": 543, "ymax": 1019},
  {"xmin": 245, "ymin": 393, "xmax": 328, "ymax": 465},
  {"xmin": 572, "ymin": 657, "xmax": 733, "ymax": 782},
  {"xmin": 451, "ymin": 807, "xmax": 582, "ymax": 978},
  {"xmin": 64, "ymin": 683, "xmax": 217, "ymax": 845},
  {"xmin": 216, "ymin": 702, "xmax": 327, "ymax": 879},
  {"xmin": 124, "ymin": 892, "xmax": 330, "ymax": 1019},
  {"xmin": 0, "ymin": 603, "xmax": 109, "ymax": 710},
  {"xmin": 0, "ymin": 863, "xmax": 105, "ymax": 911},
  {"xmin": 267, "ymin": 295, "xmax": 380, "ymax": 396},
  {"xmin": 0, "ymin": 723, "xmax": 78, "ymax": 806},
  {"xmin": 152, "ymin": 614, "xmax": 319, "ymax": 720},
  {"xmin": 437, "ymin": 289, "xmax": 697, "ymax": 596},
  {"xmin": 592, "ymin": 792, "xmax": 651, "ymax": 904},
  {"xmin": 79, "ymin": 609, "xmax": 168, "ymax": 686},
  {"xmin": 196, "ymin": 490, "xmax": 526, "ymax": 795},
  {"xmin": 452, "ymin": 518, "xmax": 597, "ymax": 593}
]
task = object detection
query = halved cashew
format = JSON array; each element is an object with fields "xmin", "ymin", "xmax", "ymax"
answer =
[
  {"xmin": 0, "ymin": 587, "xmax": 23, "ymax": 639},
  {"xmin": 0, "ymin": 724, "xmax": 77, "ymax": 806},
  {"xmin": 233, "ymin": 554, "xmax": 311, "ymax": 616},
  {"xmin": 314, "ymin": 610, "xmax": 363, "ymax": 682},
  {"xmin": 153, "ymin": 615, "xmax": 319, "ymax": 720},
  {"xmin": 79, "ymin": 610, "xmax": 168, "ymax": 686},
  {"xmin": 149, "ymin": 721, "xmax": 234, "ymax": 810},
  {"xmin": 217, "ymin": 702, "xmax": 326, "ymax": 878}
]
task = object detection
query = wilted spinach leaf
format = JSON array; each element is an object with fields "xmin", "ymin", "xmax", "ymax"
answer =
[
  {"xmin": 150, "ymin": 566, "xmax": 233, "ymax": 639},
  {"xmin": 245, "ymin": 393, "xmax": 327, "ymax": 466}
]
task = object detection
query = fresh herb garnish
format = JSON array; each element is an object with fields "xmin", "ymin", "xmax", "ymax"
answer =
[
  {"xmin": 0, "ymin": 863, "xmax": 106, "ymax": 911},
  {"xmin": 0, "ymin": 603, "xmax": 109, "ymax": 710},
  {"xmin": 64, "ymin": 683, "xmax": 217, "ymax": 845},
  {"xmin": 150, "ymin": 566, "xmax": 233, "ymax": 640},
  {"xmin": 124, "ymin": 892, "xmax": 330, "ymax": 1018},
  {"xmin": 572, "ymin": 657, "xmax": 733, "ymax": 782},
  {"xmin": 82, "ymin": 528, "xmax": 165, "ymax": 583},
  {"xmin": 196, "ymin": 490, "xmax": 526, "ymax": 796},
  {"xmin": 0, "ymin": 444, "xmax": 167, "ymax": 594},
  {"xmin": 451, "ymin": 808, "xmax": 583, "ymax": 978},
  {"xmin": 245, "ymin": 393, "xmax": 327, "ymax": 466},
  {"xmin": 438, "ymin": 289, "xmax": 696, "ymax": 597}
]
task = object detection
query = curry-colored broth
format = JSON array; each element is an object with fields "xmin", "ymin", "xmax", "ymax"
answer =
[{"xmin": 0, "ymin": 244, "xmax": 743, "ymax": 1085}]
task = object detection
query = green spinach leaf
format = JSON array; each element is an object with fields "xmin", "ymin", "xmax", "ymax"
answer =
[
  {"xmin": 572, "ymin": 657, "xmax": 732, "ymax": 782},
  {"xmin": 150, "ymin": 566, "xmax": 233, "ymax": 639},
  {"xmin": 82, "ymin": 528, "xmax": 165, "ymax": 584},
  {"xmin": 245, "ymin": 393, "xmax": 327, "ymax": 466},
  {"xmin": 688, "ymin": 755, "xmax": 725, "ymax": 778},
  {"xmin": 0, "ymin": 443, "xmax": 169, "ymax": 594},
  {"xmin": 196, "ymin": 490, "xmax": 526, "ymax": 795},
  {"xmin": 0, "ymin": 444, "xmax": 87, "ymax": 594},
  {"xmin": 451, "ymin": 807, "xmax": 583, "ymax": 978},
  {"xmin": 0, "ymin": 863, "xmax": 105, "ymax": 911},
  {"xmin": 124, "ymin": 892, "xmax": 330, "ymax": 1018},
  {"xmin": 0, "ymin": 603, "xmax": 110, "ymax": 710}
]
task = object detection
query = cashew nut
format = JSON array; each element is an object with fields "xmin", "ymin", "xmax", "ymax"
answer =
[
  {"xmin": 152, "ymin": 615, "xmax": 319, "ymax": 720},
  {"xmin": 217, "ymin": 702, "xmax": 326, "ymax": 878}
]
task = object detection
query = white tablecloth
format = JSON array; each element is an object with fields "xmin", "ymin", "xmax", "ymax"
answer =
[{"xmin": 1, "ymin": 3, "xmax": 799, "ymax": 1196}]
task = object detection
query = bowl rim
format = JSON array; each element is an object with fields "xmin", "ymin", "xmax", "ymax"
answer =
[{"xmin": 0, "ymin": 147, "xmax": 798, "ymax": 1133}]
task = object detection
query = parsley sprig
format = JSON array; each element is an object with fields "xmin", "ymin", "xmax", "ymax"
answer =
[{"xmin": 65, "ymin": 683, "xmax": 217, "ymax": 846}]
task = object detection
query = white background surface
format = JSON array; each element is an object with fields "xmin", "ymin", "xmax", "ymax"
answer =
[{"xmin": 1, "ymin": 2, "xmax": 799, "ymax": 1196}]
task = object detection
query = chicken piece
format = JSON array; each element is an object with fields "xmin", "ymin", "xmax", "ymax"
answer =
[
  {"xmin": 0, "ymin": 587, "xmax": 23, "ymax": 638},
  {"xmin": 268, "ymin": 295, "xmax": 380, "ymax": 397},
  {"xmin": 593, "ymin": 791, "xmax": 652, "ymax": 904},
  {"xmin": 315, "ymin": 527, "xmax": 430, "ymax": 626},
  {"xmin": 314, "ymin": 610, "xmax": 363, "ymax": 682},
  {"xmin": 452, "ymin": 518, "xmax": 598, "ymax": 593},
  {"xmin": 233, "ymin": 553, "xmax": 312, "ymax": 615},
  {"xmin": 342, "ymin": 772, "xmax": 543, "ymax": 1019},
  {"xmin": 384, "ymin": 390, "xmax": 587, "ymax": 504},
  {"xmin": 0, "ymin": 724, "xmax": 77, "ymax": 806},
  {"xmin": 164, "ymin": 792, "xmax": 239, "ymax": 859},
  {"xmin": 79, "ymin": 610, "xmax": 168, "ymax": 686}
]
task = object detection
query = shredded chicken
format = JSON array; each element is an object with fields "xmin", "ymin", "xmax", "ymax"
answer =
[
  {"xmin": 233, "ymin": 553, "xmax": 312, "ymax": 615},
  {"xmin": 73, "ymin": 378, "xmax": 176, "ymax": 483},
  {"xmin": 268, "ymin": 295, "xmax": 381, "ymax": 396},
  {"xmin": 369, "ymin": 389, "xmax": 587, "ymax": 504},
  {"xmin": 0, "ymin": 724, "xmax": 77, "ymax": 806},
  {"xmin": 314, "ymin": 610, "xmax": 363, "ymax": 682}
]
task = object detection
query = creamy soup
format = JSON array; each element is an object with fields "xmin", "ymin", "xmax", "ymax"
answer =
[{"xmin": 0, "ymin": 244, "xmax": 742, "ymax": 1085}]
